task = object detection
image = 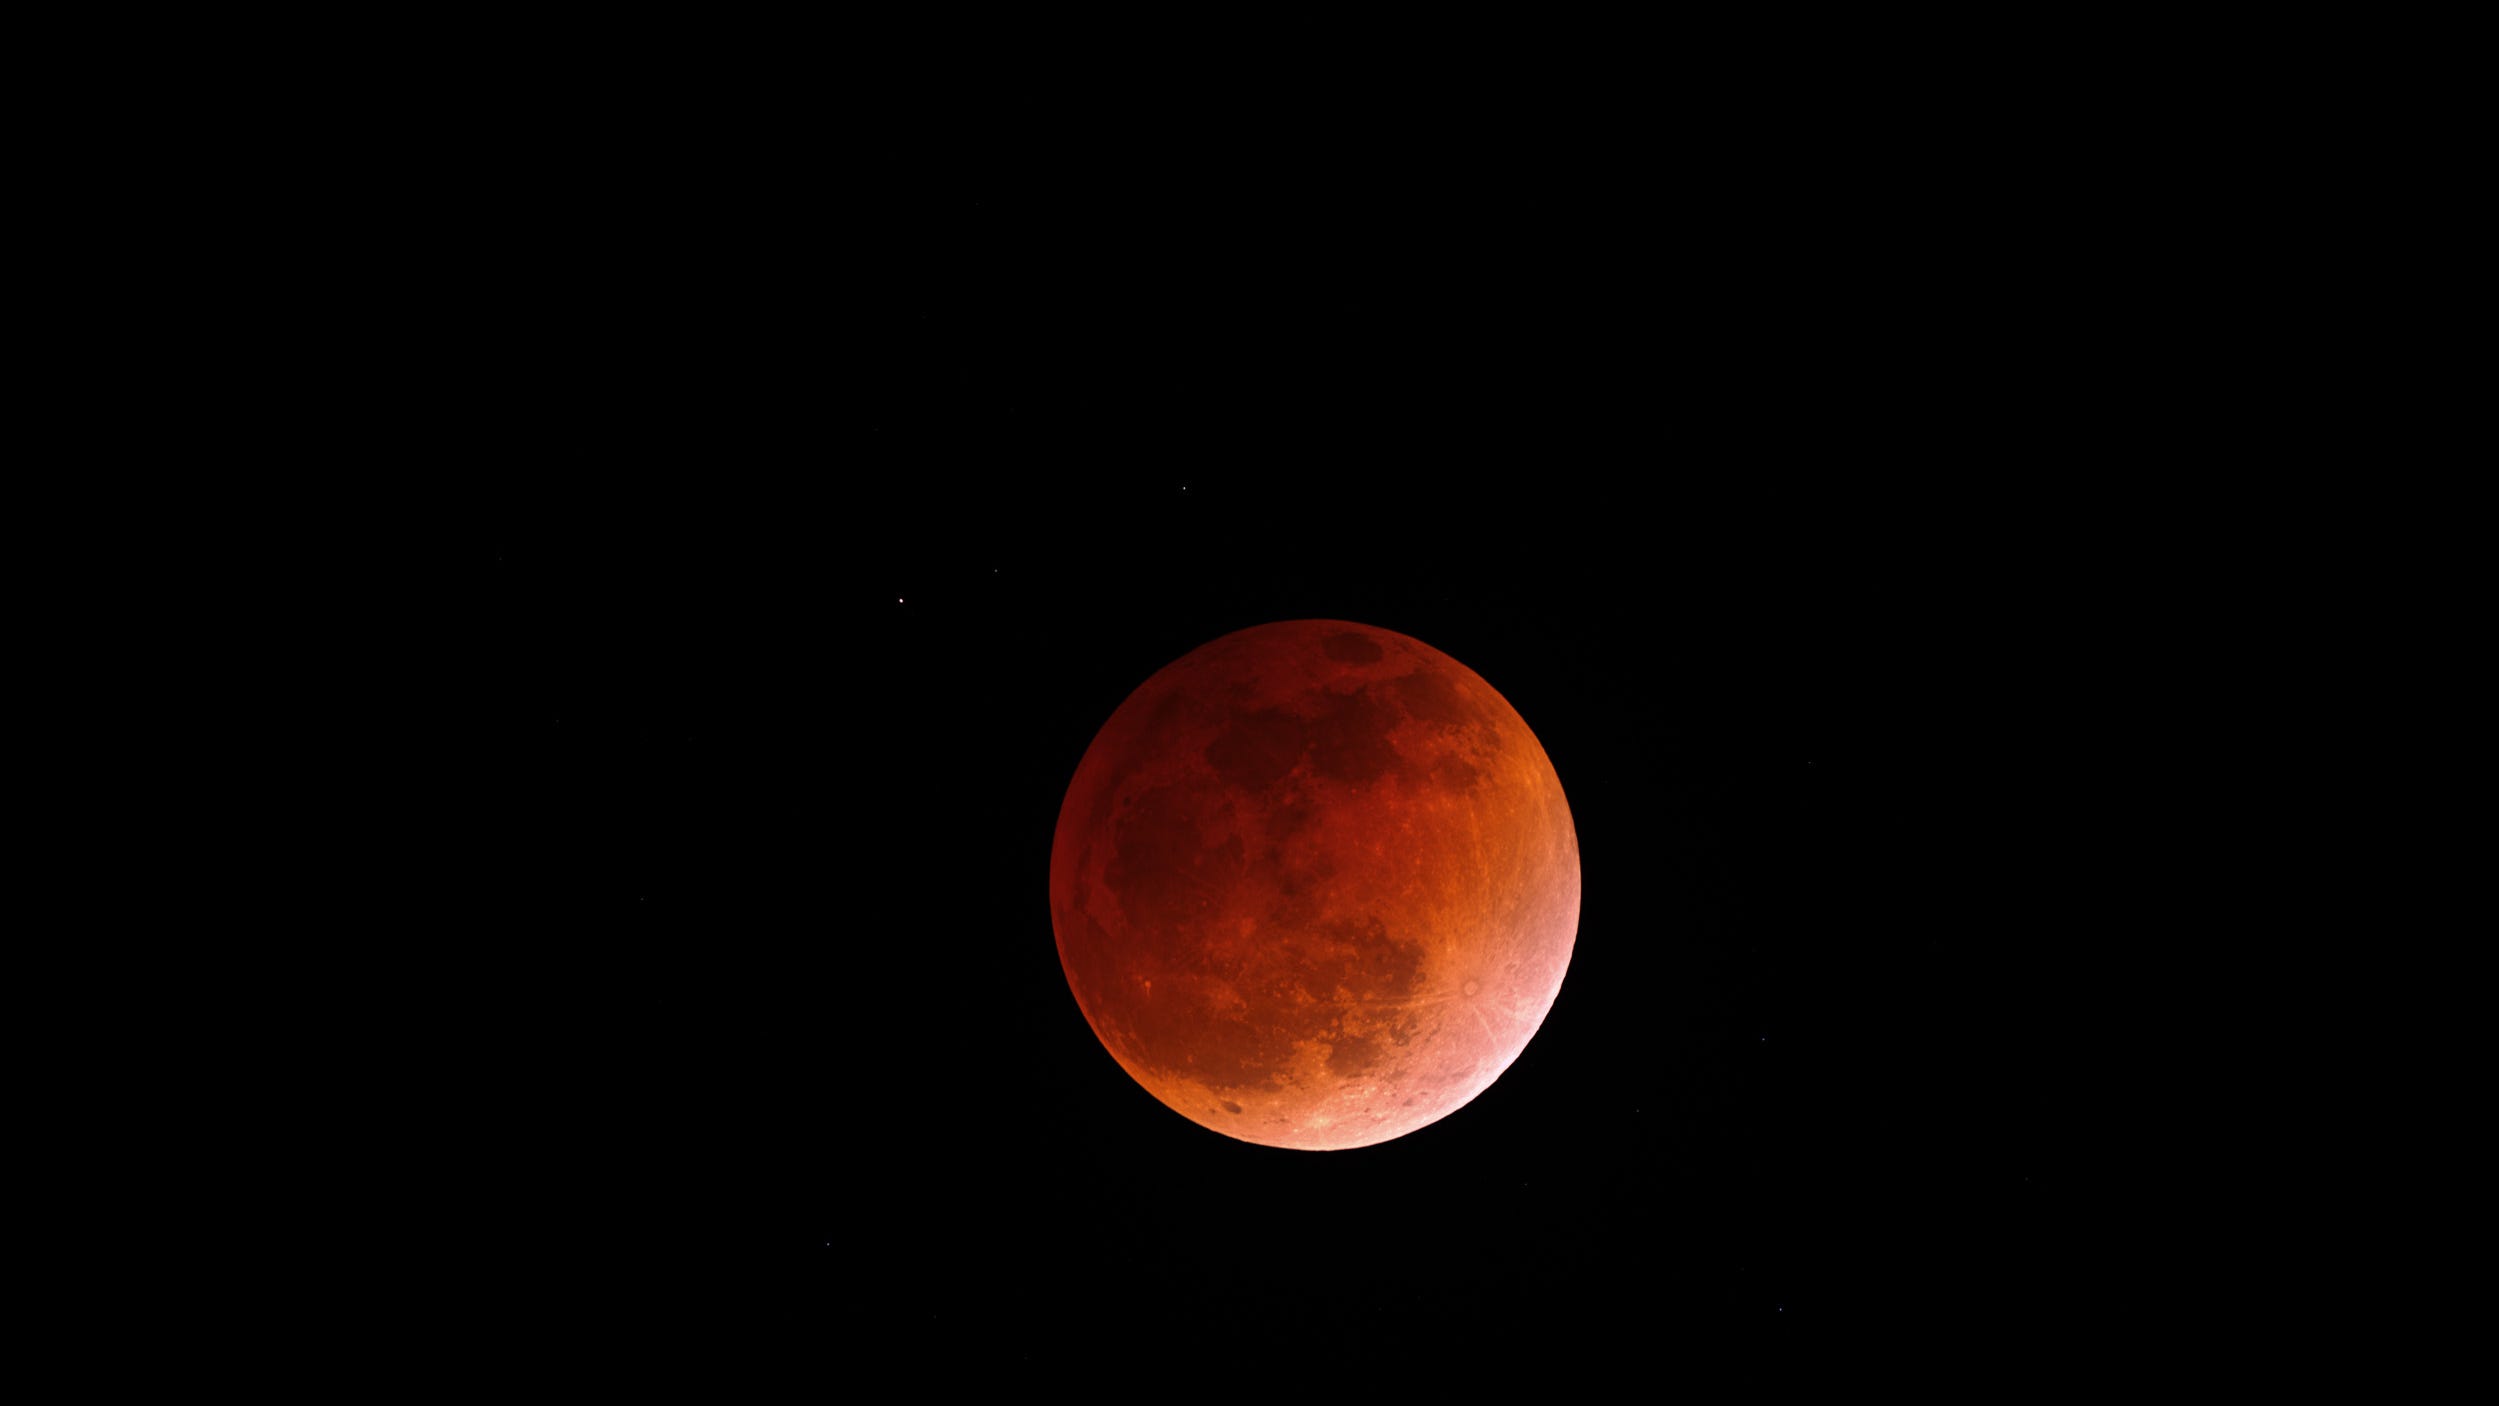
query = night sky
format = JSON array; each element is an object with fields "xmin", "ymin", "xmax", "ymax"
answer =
[{"xmin": 474, "ymin": 152, "xmax": 2066, "ymax": 1387}]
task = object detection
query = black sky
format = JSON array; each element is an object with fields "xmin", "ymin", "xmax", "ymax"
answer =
[{"xmin": 474, "ymin": 137, "xmax": 2074, "ymax": 1388}]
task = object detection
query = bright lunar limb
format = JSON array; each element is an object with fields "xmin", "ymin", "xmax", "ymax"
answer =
[{"xmin": 1049, "ymin": 620, "xmax": 1580, "ymax": 1150}]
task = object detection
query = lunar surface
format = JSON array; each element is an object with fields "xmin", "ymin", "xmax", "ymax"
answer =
[{"xmin": 1049, "ymin": 620, "xmax": 1580, "ymax": 1150}]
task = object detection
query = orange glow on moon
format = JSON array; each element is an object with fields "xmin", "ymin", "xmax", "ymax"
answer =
[{"xmin": 1049, "ymin": 620, "xmax": 1581, "ymax": 1150}]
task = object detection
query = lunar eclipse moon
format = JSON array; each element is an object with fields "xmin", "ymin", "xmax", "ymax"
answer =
[{"xmin": 1050, "ymin": 620, "xmax": 1581, "ymax": 1150}]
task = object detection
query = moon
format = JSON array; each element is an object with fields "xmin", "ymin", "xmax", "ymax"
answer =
[{"xmin": 1049, "ymin": 620, "xmax": 1581, "ymax": 1150}]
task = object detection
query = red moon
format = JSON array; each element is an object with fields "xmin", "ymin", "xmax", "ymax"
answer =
[{"xmin": 1049, "ymin": 620, "xmax": 1580, "ymax": 1150}]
